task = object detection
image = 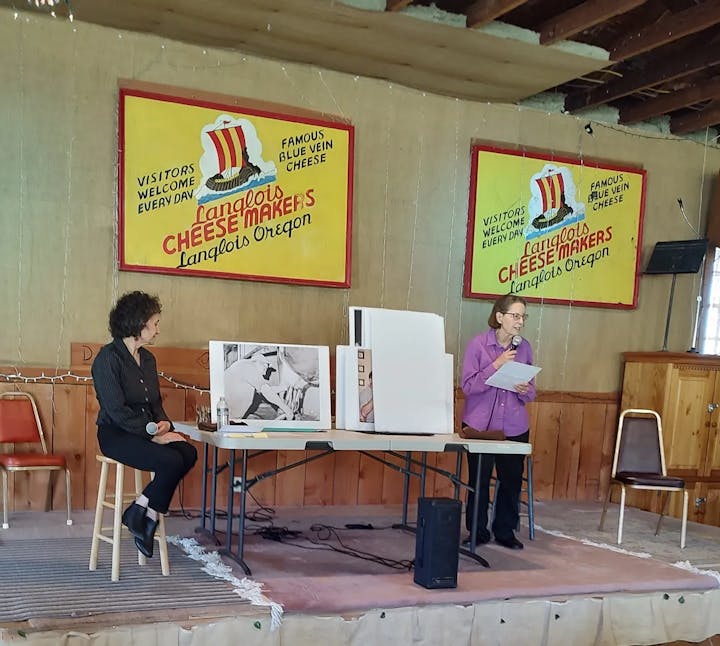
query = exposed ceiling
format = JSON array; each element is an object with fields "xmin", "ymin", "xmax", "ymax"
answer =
[{"xmin": 11, "ymin": 0, "xmax": 720, "ymax": 137}]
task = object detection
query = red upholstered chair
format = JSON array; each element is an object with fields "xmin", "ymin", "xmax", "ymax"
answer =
[
  {"xmin": 0, "ymin": 391, "xmax": 72, "ymax": 529},
  {"xmin": 599, "ymin": 408, "xmax": 687, "ymax": 548}
]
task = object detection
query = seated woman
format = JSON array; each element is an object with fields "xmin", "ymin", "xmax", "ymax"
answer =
[{"xmin": 91, "ymin": 291, "xmax": 197, "ymax": 557}]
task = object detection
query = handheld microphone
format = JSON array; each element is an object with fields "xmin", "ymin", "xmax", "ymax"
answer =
[
  {"xmin": 511, "ymin": 335, "xmax": 523, "ymax": 351},
  {"xmin": 146, "ymin": 421, "xmax": 159, "ymax": 436}
]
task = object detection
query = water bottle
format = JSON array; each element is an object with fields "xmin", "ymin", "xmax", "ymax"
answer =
[{"xmin": 216, "ymin": 396, "xmax": 229, "ymax": 430}]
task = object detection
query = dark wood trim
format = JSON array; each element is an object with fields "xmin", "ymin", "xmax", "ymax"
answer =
[
  {"xmin": 455, "ymin": 387, "xmax": 618, "ymax": 404},
  {"xmin": 623, "ymin": 351, "xmax": 720, "ymax": 367},
  {"xmin": 535, "ymin": 390, "xmax": 619, "ymax": 403}
]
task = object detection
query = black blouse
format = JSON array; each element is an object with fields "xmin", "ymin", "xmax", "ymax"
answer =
[{"xmin": 91, "ymin": 337, "xmax": 171, "ymax": 437}]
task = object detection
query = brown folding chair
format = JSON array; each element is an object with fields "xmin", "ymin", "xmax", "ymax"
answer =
[
  {"xmin": 599, "ymin": 408, "xmax": 687, "ymax": 548},
  {"xmin": 0, "ymin": 391, "xmax": 72, "ymax": 528}
]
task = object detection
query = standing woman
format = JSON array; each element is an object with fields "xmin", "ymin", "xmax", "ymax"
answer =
[
  {"xmin": 460, "ymin": 293, "xmax": 535, "ymax": 550},
  {"xmin": 91, "ymin": 291, "xmax": 197, "ymax": 557}
]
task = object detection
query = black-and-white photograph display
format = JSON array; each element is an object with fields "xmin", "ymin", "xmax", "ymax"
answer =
[{"xmin": 210, "ymin": 341, "xmax": 331, "ymax": 429}]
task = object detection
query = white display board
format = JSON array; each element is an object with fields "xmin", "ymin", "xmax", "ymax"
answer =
[{"xmin": 341, "ymin": 307, "xmax": 452, "ymax": 435}]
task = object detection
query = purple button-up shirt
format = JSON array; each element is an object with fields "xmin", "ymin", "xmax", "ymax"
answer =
[{"xmin": 461, "ymin": 328, "xmax": 536, "ymax": 438}]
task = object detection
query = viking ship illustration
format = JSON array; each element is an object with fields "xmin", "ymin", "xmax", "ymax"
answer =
[
  {"xmin": 204, "ymin": 121, "xmax": 261, "ymax": 192},
  {"xmin": 531, "ymin": 172, "xmax": 574, "ymax": 230}
]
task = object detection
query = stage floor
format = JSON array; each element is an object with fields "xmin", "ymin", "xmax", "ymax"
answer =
[{"xmin": 1, "ymin": 500, "xmax": 720, "ymax": 645}]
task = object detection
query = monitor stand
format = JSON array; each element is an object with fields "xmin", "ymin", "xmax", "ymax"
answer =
[{"xmin": 661, "ymin": 273, "xmax": 677, "ymax": 352}]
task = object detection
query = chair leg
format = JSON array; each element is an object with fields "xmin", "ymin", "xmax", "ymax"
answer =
[
  {"xmin": 1, "ymin": 468, "xmax": 8, "ymax": 529},
  {"xmin": 64, "ymin": 468, "xmax": 72, "ymax": 526},
  {"xmin": 680, "ymin": 489, "xmax": 688, "ymax": 549},
  {"xmin": 89, "ymin": 460, "xmax": 109, "ymax": 571},
  {"xmin": 45, "ymin": 470, "xmax": 58, "ymax": 512},
  {"xmin": 598, "ymin": 482, "xmax": 613, "ymax": 530},
  {"xmin": 617, "ymin": 485, "xmax": 626, "ymax": 545},
  {"xmin": 655, "ymin": 491, "xmax": 670, "ymax": 536},
  {"xmin": 111, "ymin": 463, "xmax": 125, "ymax": 582}
]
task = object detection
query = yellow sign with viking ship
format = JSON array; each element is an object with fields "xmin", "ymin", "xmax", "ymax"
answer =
[
  {"xmin": 464, "ymin": 145, "xmax": 647, "ymax": 308},
  {"xmin": 119, "ymin": 88, "xmax": 354, "ymax": 287}
]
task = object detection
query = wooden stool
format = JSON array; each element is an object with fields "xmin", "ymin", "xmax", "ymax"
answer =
[{"xmin": 89, "ymin": 455, "xmax": 170, "ymax": 582}]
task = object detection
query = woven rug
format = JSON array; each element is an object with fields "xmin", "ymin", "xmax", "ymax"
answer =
[{"xmin": 0, "ymin": 535, "xmax": 264, "ymax": 622}]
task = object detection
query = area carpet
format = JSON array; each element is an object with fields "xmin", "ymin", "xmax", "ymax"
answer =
[
  {"xmin": 0, "ymin": 536, "xmax": 251, "ymax": 622},
  {"xmin": 225, "ymin": 523, "xmax": 720, "ymax": 614}
]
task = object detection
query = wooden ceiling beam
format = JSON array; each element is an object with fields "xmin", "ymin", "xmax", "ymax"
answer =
[
  {"xmin": 671, "ymin": 100, "xmax": 720, "ymax": 135},
  {"xmin": 466, "ymin": 0, "xmax": 528, "ymax": 29},
  {"xmin": 565, "ymin": 46, "xmax": 720, "ymax": 113},
  {"xmin": 385, "ymin": 0, "xmax": 414, "ymax": 10},
  {"xmin": 610, "ymin": 1, "xmax": 720, "ymax": 62},
  {"xmin": 620, "ymin": 76, "xmax": 720, "ymax": 124},
  {"xmin": 539, "ymin": 0, "xmax": 645, "ymax": 46}
]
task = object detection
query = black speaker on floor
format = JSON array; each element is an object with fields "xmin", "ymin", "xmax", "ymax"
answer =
[{"xmin": 413, "ymin": 497, "xmax": 461, "ymax": 589}]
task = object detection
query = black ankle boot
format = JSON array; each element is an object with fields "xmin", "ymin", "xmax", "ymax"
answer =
[
  {"xmin": 134, "ymin": 516, "xmax": 159, "ymax": 558},
  {"xmin": 121, "ymin": 503, "xmax": 147, "ymax": 539}
]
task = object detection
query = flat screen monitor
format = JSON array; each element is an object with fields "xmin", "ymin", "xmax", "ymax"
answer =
[{"xmin": 645, "ymin": 239, "xmax": 708, "ymax": 275}]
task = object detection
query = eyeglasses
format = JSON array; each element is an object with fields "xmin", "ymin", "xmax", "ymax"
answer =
[{"xmin": 502, "ymin": 312, "xmax": 529, "ymax": 322}]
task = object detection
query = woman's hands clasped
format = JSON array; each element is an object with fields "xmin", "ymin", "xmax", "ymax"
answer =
[
  {"xmin": 514, "ymin": 382, "xmax": 530, "ymax": 395},
  {"xmin": 151, "ymin": 421, "xmax": 187, "ymax": 444}
]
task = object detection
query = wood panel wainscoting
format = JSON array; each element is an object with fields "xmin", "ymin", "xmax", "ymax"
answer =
[{"xmin": 0, "ymin": 343, "xmax": 619, "ymax": 518}]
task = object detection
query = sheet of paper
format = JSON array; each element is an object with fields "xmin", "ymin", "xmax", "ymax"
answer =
[
  {"xmin": 217, "ymin": 423, "xmax": 261, "ymax": 434},
  {"xmin": 485, "ymin": 361, "xmax": 541, "ymax": 392}
]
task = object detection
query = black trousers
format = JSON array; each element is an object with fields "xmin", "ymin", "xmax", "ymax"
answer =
[
  {"xmin": 465, "ymin": 431, "xmax": 529, "ymax": 541},
  {"xmin": 98, "ymin": 425, "xmax": 197, "ymax": 514}
]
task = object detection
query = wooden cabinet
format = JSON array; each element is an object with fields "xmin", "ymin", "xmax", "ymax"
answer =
[{"xmin": 621, "ymin": 352, "xmax": 720, "ymax": 526}]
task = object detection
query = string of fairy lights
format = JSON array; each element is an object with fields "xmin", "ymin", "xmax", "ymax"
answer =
[
  {"xmin": 0, "ymin": 369, "xmax": 209, "ymax": 393},
  {"xmin": 26, "ymin": 0, "xmax": 73, "ymax": 21}
]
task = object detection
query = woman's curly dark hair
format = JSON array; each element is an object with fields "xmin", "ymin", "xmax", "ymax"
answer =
[{"xmin": 108, "ymin": 291, "xmax": 162, "ymax": 338}]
